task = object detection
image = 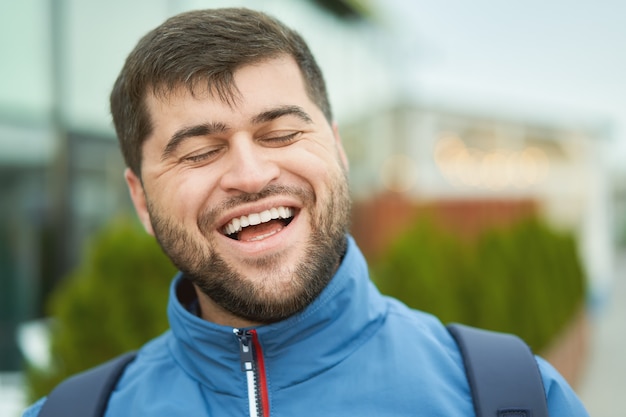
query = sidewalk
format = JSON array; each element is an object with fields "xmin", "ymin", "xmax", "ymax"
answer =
[{"xmin": 578, "ymin": 250, "xmax": 626, "ymax": 416}]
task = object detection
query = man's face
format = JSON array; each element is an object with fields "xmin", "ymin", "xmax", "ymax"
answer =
[{"xmin": 125, "ymin": 56, "xmax": 350, "ymax": 325}]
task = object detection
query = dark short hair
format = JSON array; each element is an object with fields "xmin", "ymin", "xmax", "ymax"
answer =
[{"xmin": 110, "ymin": 7, "xmax": 332, "ymax": 176}]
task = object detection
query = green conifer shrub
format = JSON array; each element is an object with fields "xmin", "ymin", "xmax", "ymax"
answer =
[
  {"xmin": 25, "ymin": 217, "xmax": 176, "ymax": 401},
  {"xmin": 371, "ymin": 215, "xmax": 587, "ymax": 352}
]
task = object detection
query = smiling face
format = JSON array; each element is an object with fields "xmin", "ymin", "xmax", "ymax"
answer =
[{"xmin": 125, "ymin": 56, "xmax": 350, "ymax": 327}]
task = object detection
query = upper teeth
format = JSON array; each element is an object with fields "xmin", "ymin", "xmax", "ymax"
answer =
[{"xmin": 223, "ymin": 206, "xmax": 294, "ymax": 236}]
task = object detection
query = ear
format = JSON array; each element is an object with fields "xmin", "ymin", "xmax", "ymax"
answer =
[
  {"xmin": 332, "ymin": 122, "xmax": 349, "ymax": 172},
  {"xmin": 124, "ymin": 168, "xmax": 155, "ymax": 235}
]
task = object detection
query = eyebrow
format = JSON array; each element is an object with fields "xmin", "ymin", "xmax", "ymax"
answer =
[
  {"xmin": 162, "ymin": 122, "xmax": 228, "ymax": 161},
  {"xmin": 251, "ymin": 105, "xmax": 313, "ymax": 125},
  {"xmin": 161, "ymin": 105, "xmax": 313, "ymax": 161}
]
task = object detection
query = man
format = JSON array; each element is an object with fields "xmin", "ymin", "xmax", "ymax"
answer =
[{"xmin": 25, "ymin": 7, "xmax": 589, "ymax": 416}]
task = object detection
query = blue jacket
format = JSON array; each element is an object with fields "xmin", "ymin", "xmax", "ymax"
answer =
[{"xmin": 25, "ymin": 236, "xmax": 588, "ymax": 416}]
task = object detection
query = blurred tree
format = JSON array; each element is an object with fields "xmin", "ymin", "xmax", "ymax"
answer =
[
  {"xmin": 371, "ymin": 215, "xmax": 587, "ymax": 353},
  {"xmin": 25, "ymin": 217, "xmax": 177, "ymax": 401}
]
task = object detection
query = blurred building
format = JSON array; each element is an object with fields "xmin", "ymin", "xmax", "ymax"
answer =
[
  {"xmin": 0, "ymin": 0, "xmax": 385, "ymax": 374},
  {"xmin": 614, "ymin": 173, "xmax": 626, "ymax": 248},
  {"xmin": 344, "ymin": 102, "xmax": 614, "ymax": 299},
  {"xmin": 0, "ymin": 0, "xmax": 616, "ymax": 378},
  {"xmin": 0, "ymin": 125, "xmax": 128, "ymax": 369}
]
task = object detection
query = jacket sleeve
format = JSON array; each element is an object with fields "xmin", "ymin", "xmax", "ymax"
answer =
[
  {"xmin": 22, "ymin": 397, "xmax": 46, "ymax": 417},
  {"xmin": 536, "ymin": 356, "xmax": 590, "ymax": 416}
]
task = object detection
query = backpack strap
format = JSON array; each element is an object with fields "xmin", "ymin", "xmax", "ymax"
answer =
[
  {"xmin": 447, "ymin": 323, "xmax": 549, "ymax": 417},
  {"xmin": 39, "ymin": 351, "xmax": 137, "ymax": 417}
]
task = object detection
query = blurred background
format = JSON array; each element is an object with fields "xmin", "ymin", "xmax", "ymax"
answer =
[{"xmin": 1, "ymin": 1, "xmax": 624, "ymax": 415}]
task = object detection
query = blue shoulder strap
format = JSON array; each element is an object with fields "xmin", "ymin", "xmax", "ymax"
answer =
[
  {"xmin": 447, "ymin": 323, "xmax": 550, "ymax": 417},
  {"xmin": 39, "ymin": 351, "xmax": 137, "ymax": 417}
]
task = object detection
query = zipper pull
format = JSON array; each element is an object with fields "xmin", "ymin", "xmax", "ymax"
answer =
[{"xmin": 234, "ymin": 328, "xmax": 254, "ymax": 373}]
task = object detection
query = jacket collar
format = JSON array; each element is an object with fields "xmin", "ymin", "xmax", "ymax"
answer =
[{"xmin": 166, "ymin": 235, "xmax": 386, "ymax": 393}]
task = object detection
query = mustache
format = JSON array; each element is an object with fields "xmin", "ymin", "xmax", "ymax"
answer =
[{"xmin": 198, "ymin": 184, "xmax": 315, "ymax": 231}]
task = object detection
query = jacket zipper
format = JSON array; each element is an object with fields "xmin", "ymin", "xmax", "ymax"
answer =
[{"xmin": 234, "ymin": 329, "xmax": 270, "ymax": 417}]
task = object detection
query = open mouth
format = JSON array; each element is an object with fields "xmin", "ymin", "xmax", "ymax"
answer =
[{"xmin": 222, "ymin": 206, "xmax": 295, "ymax": 241}]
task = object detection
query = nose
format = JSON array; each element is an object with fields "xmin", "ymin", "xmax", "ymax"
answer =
[{"xmin": 219, "ymin": 136, "xmax": 280, "ymax": 194}]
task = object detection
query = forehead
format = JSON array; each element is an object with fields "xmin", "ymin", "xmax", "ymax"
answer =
[{"xmin": 146, "ymin": 56, "xmax": 314, "ymax": 121}]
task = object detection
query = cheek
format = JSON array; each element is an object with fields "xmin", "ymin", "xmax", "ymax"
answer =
[
  {"xmin": 147, "ymin": 171, "xmax": 216, "ymax": 219},
  {"xmin": 284, "ymin": 143, "xmax": 345, "ymax": 181}
]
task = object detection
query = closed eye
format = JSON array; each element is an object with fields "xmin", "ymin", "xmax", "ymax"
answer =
[
  {"xmin": 181, "ymin": 148, "xmax": 223, "ymax": 164},
  {"xmin": 261, "ymin": 131, "xmax": 301, "ymax": 146}
]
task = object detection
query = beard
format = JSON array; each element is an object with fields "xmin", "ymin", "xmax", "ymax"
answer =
[{"xmin": 147, "ymin": 169, "xmax": 351, "ymax": 324}]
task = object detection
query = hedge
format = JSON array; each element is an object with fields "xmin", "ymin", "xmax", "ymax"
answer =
[
  {"xmin": 26, "ymin": 217, "xmax": 176, "ymax": 401},
  {"xmin": 371, "ymin": 215, "xmax": 587, "ymax": 352}
]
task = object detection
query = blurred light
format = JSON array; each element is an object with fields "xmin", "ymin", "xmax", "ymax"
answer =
[
  {"xmin": 434, "ymin": 133, "xmax": 465, "ymax": 186},
  {"xmin": 434, "ymin": 133, "xmax": 551, "ymax": 190},
  {"xmin": 380, "ymin": 153, "xmax": 418, "ymax": 192},
  {"xmin": 517, "ymin": 146, "xmax": 550, "ymax": 187},
  {"xmin": 480, "ymin": 150, "xmax": 514, "ymax": 189},
  {"xmin": 17, "ymin": 319, "xmax": 51, "ymax": 370}
]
